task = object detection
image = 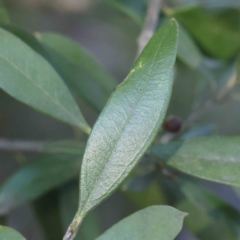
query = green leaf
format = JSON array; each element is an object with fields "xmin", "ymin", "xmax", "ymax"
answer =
[
  {"xmin": 42, "ymin": 140, "xmax": 86, "ymax": 155},
  {"xmin": 0, "ymin": 155, "xmax": 83, "ymax": 215},
  {"xmin": 124, "ymin": 182, "xmax": 167, "ymax": 209},
  {"xmin": 177, "ymin": 24, "xmax": 203, "ymax": 69},
  {"xmin": 103, "ymin": 0, "xmax": 145, "ymax": 25},
  {"xmin": 97, "ymin": 206, "xmax": 187, "ymax": 240},
  {"xmin": 150, "ymin": 137, "xmax": 240, "ymax": 187},
  {"xmin": 177, "ymin": 199, "xmax": 212, "ymax": 234},
  {"xmin": 174, "ymin": 8, "xmax": 240, "ymax": 59},
  {"xmin": 36, "ymin": 32, "xmax": 117, "ymax": 112},
  {"xmin": 181, "ymin": 124, "xmax": 215, "ymax": 140},
  {"xmin": 0, "ymin": 28, "xmax": 90, "ymax": 133},
  {"xmin": 64, "ymin": 19, "xmax": 178, "ymax": 239},
  {"xmin": 165, "ymin": 0, "xmax": 240, "ymax": 11},
  {"xmin": 0, "ymin": 226, "xmax": 25, "ymax": 240},
  {"xmin": 179, "ymin": 182, "xmax": 240, "ymax": 239},
  {"xmin": 181, "ymin": 182, "xmax": 240, "ymax": 237},
  {"xmin": 167, "ymin": 62, "xmax": 196, "ymax": 119},
  {"xmin": 0, "ymin": 3, "xmax": 10, "ymax": 25},
  {"xmin": 78, "ymin": 19, "xmax": 178, "ymax": 217},
  {"xmin": 237, "ymin": 54, "xmax": 240, "ymax": 82},
  {"xmin": 32, "ymin": 190, "xmax": 64, "ymax": 240},
  {"xmin": 177, "ymin": 200, "xmax": 238, "ymax": 240},
  {"xmin": 0, "ymin": 25, "xmax": 48, "ymax": 57}
]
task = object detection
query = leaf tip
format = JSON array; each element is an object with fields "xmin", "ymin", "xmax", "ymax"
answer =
[
  {"xmin": 169, "ymin": 18, "xmax": 179, "ymax": 29},
  {"xmin": 85, "ymin": 126, "xmax": 92, "ymax": 135}
]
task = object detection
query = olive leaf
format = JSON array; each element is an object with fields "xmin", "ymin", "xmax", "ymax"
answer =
[
  {"xmin": 63, "ymin": 19, "xmax": 179, "ymax": 240},
  {"xmin": 0, "ymin": 28, "xmax": 90, "ymax": 133}
]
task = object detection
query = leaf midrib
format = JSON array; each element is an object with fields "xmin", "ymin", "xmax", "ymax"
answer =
[
  {"xmin": 0, "ymin": 52, "xmax": 86, "ymax": 130},
  {"xmin": 80, "ymin": 25, "xmax": 172, "ymax": 214}
]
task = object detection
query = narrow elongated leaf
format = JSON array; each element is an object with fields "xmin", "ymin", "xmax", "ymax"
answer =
[
  {"xmin": 64, "ymin": 19, "xmax": 178, "ymax": 240},
  {"xmin": 150, "ymin": 137, "xmax": 240, "ymax": 187},
  {"xmin": 78, "ymin": 19, "xmax": 178, "ymax": 217},
  {"xmin": 237, "ymin": 54, "xmax": 240, "ymax": 82},
  {"xmin": 174, "ymin": 8, "xmax": 240, "ymax": 59},
  {"xmin": 124, "ymin": 182, "xmax": 167, "ymax": 209},
  {"xmin": 0, "ymin": 226, "xmax": 25, "ymax": 240},
  {"xmin": 0, "ymin": 28, "xmax": 90, "ymax": 133},
  {"xmin": 103, "ymin": 0, "xmax": 145, "ymax": 25},
  {"xmin": 0, "ymin": 154, "xmax": 83, "ymax": 215},
  {"xmin": 177, "ymin": 24, "xmax": 203, "ymax": 69},
  {"xmin": 181, "ymin": 124, "xmax": 215, "ymax": 140},
  {"xmin": 165, "ymin": 0, "xmax": 240, "ymax": 10},
  {"xmin": 97, "ymin": 206, "xmax": 186, "ymax": 240},
  {"xmin": 0, "ymin": 25, "xmax": 48, "ymax": 57},
  {"xmin": 37, "ymin": 33, "xmax": 117, "ymax": 112},
  {"xmin": 42, "ymin": 140, "xmax": 86, "ymax": 155},
  {"xmin": 0, "ymin": 3, "xmax": 10, "ymax": 25},
  {"xmin": 32, "ymin": 190, "xmax": 64, "ymax": 240},
  {"xmin": 167, "ymin": 62, "xmax": 196, "ymax": 119}
]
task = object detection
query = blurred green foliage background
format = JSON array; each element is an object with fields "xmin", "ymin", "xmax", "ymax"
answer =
[{"xmin": 0, "ymin": 0, "xmax": 240, "ymax": 239}]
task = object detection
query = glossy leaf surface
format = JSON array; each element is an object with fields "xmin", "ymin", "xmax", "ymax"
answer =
[
  {"xmin": 0, "ymin": 28, "xmax": 90, "ymax": 133},
  {"xmin": 78, "ymin": 19, "xmax": 178, "ymax": 216},
  {"xmin": 97, "ymin": 206, "xmax": 186, "ymax": 240}
]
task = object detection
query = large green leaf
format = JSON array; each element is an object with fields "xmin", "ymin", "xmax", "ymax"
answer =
[
  {"xmin": 0, "ymin": 28, "xmax": 90, "ymax": 133},
  {"xmin": 0, "ymin": 154, "xmax": 83, "ymax": 215},
  {"xmin": 37, "ymin": 33, "xmax": 117, "ymax": 112},
  {"xmin": 64, "ymin": 19, "xmax": 178, "ymax": 239},
  {"xmin": 150, "ymin": 137, "xmax": 240, "ymax": 187},
  {"xmin": 0, "ymin": 226, "xmax": 25, "ymax": 240},
  {"xmin": 78, "ymin": 19, "xmax": 178, "ymax": 216},
  {"xmin": 174, "ymin": 8, "xmax": 240, "ymax": 59},
  {"xmin": 97, "ymin": 206, "xmax": 186, "ymax": 240}
]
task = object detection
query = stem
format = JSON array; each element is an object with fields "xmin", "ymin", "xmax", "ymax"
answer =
[
  {"xmin": 63, "ymin": 213, "xmax": 84, "ymax": 240},
  {"xmin": 136, "ymin": 0, "xmax": 163, "ymax": 57},
  {"xmin": 0, "ymin": 138, "xmax": 86, "ymax": 156},
  {"xmin": 0, "ymin": 138, "xmax": 44, "ymax": 152}
]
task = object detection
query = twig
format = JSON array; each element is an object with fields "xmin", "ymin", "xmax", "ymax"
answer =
[
  {"xmin": 136, "ymin": 0, "xmax": 162, "ymax": 57},
  {"xmin": 0, "ymin": 138, "xmax": 44, "ymax": 152},
  {"xmin": 0, "ymin": 138, "xmax": 85, "ymax": 155},
  {"xmin": 63, "ymin": 213, "xmax": 83, "ymax": 240}
]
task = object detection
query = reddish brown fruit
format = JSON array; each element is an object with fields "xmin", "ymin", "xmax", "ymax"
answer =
[{"xmin": 163, "ymin": 117, "xmax": 182, "ymax": 133}]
